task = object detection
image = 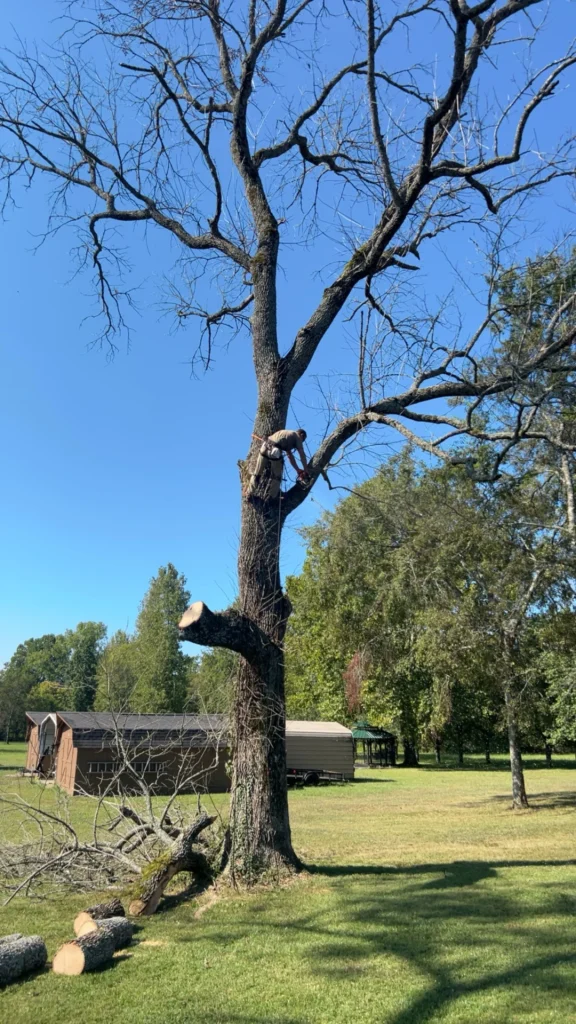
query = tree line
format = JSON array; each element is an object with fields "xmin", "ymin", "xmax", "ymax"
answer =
[
  {"xmin": 285, "ymin": 453, "xmax": 576, "ymax": 772},
  {"xmin": 0, "ymin": 564, "xmax": 234, "ymax": 740}
]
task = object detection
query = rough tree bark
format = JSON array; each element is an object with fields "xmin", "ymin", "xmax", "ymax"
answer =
[
  {"xmin": 76, "ymin": 917, "xmax": 134, "ymax": 950},
  {"xmin": 504, "ymin": 686, "xmax": 529, "ymax": 809},
  {"xmin": 0, "ymin": 935, "xmax": 47, "ymax": 986},
  {"xmin": 52, "ymin": 931, "xmax": 115, "ymax": 976},
  {"xmin": 544, "ymin": 741, "xmax": 553, "ymax": 768},
  {"xmin": 401, "ymin": 740, "xmax": 419, "ymax": 767},
  {"xmin": 128, "ymin": 810, "xmax": 215, "ymax": 914}
]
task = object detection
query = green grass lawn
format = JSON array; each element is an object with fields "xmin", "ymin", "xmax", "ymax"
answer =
[{"xmin": 0, "ymin": 744, "xmax": 575, "ymax": 1024}]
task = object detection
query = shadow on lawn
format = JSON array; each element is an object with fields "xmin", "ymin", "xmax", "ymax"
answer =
[
  {"xmin": 305, "ymin": 858, "xmax": 576, "ymax": 1022},
  {"xmin": 308, "ymin": 857, "xmax": 576, "ymax": 884},
  {"xmin": 489, "ymin": 789, "xmax": 576, "ymax": 810},
  {"xmin": 200, "ymin": 857, "xmax": 576, "ymax": 1024},
  {"xmin": 418, "ymin": 755, "xmax": 576, "ymax": 772}
]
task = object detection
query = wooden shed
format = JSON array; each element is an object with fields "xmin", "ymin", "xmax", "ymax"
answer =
[
  {"xmin": 52, "ymin": 712, "xmax": 229, "ymax": 795},
  {"xmin": 25, "ymin": 712, "xmax": 354, "ymax": 794}
]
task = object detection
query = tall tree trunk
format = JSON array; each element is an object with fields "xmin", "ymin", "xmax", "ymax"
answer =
[
  {"xmin": 485, "ymin": 741, "xmax": 491, "ymax": 765},
  {"xmin": 227, "ymin": 470, "xmax": 300, "ymax": 882},
  {"xmin": 435, "ymin": 738, "xmax": 442, "ymax": 764},
  {"xmin": 402, "ymin": 740, "xmax": 419, "ymax": 767},
  {"xmin": 544, "ymin": 741, "xmax": 553, "ymax": 768},
  {"xmin": 504, "ymin": 687, "xmax": 529, "ymax": 809}
]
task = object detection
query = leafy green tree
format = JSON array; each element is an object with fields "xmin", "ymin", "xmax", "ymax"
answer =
[
  {"xmin": 94, "ymin": 630, "xmax": 138, "ymax": 711},
  {"xmin": 0, "ymin": 633, "xmax": 72, "ymax": 738},
  {"xmin": 67, "ymin": 621, "xmax": 107, "ymax": 711},
  {"xmin": 131, "ymin": 564, "xmax": 191, "ymax": 713},
  {"xmin": 26, "ymin": 680, "xmax": 73, "ymax": 713},
  {"xmin": 286, "ymin": 454, "xmax": 435, "ymax": 763},
  {"xmin": 187, "ymin": 648, "xmax": 236, "ymax": 714}
]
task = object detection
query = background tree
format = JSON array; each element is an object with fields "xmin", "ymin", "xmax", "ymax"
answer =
[
  {"xmin": 187, "ymin": 648, "xmax": 236, "ymax": 715},
  {"xmin": 25, "ymin": 680, "xmax": 74, "ymax": 713},
  {"xmin": 94, "ymin": 630, "xmax": 138, "ymax": 711},
  {"xmin": 2, "ymin": 0, "xmax": 576, "ymax": 877},
  {"xmin": 0, "ymin": 634, "xmax": 72, "ymax": 739},
  {"xmin": 67, "ymin": 621, "xmax": 107, "ymax": 711},
  {"xmin": 131, "ymin": 564, "xmax": 191, "ymax": 713},
  {"xmin": 286, "ymin": 454, "xmax": 437, "ymax": 764}
]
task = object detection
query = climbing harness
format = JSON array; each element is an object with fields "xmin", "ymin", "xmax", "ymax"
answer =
[{"xmin": 252, "ymin": 432, "xmax": 283, "ymax": 461}]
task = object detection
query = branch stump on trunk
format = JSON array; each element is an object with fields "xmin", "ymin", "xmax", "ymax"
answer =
[
  {"xmin": 73, "ymin": 899, "xmax": 125, "ymax": 936},
  {"xmin": 0, "ymin": 935, "xmax": 47, "ymax": 986},
  {"xmin": 53, "ymin": 931, "xmax": 115, "ymax": 975},
  {"xmin": 76, "ymin": 917, "xmax": 134, "ymax": 950}
]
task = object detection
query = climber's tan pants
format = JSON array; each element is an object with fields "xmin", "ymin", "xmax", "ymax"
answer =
[{"xmin": 247, "ymin": 453, "xmax": 283, "ymax": 499}]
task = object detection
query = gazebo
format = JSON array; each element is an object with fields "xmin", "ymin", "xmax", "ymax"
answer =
[{"xmin": 352, "ymin": 720, "xmax": 396, "ymax": 767}]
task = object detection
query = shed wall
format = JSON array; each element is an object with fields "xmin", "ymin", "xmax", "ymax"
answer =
[
  {"xmin": 26, "ymin": 726, "xmax": 39, "ymax": 771},
  {"xmin": 55, "ymin": 728, "xmax": 78, "ymax": 795},
  {"xmin": 73, "ymin": 744, "xmax": 229, "ymax": 795},
  {"xmin": 285, "ymin": 734, "xmax": 354, "ymax": 779}
]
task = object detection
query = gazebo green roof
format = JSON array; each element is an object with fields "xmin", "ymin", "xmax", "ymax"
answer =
[{"xmin": 351, "ymin": 720, "xmax": 395, "ymax": 741}]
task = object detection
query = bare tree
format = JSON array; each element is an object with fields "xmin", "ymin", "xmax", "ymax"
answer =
[{"xmin": 2, "ymin": 0, "xmax": 576, "ymax": 879}]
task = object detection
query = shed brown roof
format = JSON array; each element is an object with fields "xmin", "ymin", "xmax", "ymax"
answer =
[{"xmin": 25, "ymin": 711, "xmax": 49, "ymax": 725}]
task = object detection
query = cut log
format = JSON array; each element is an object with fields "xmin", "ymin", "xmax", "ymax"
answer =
[
  {"xmin": 73, "ymin": 898, "xmax": 125, "ymax": 936},
  {"xmin": 52, "ymin": 931, "xmax": 115, "ymax": 976},
  {"xmin": 0, "ymin": 934, "xmax": 23, "ymax": 943},
  {"xmin": 0, "ymin": 935, "xmax": 47, "ymax": 986},
  {"xmin": 76, "ymin": 917, "xmax": 134, "ymax": 950}
]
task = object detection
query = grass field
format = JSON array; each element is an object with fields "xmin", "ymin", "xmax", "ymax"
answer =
[{"xmin": 1, "ymin": 742, "xmax": 575, "ymax": 1024}]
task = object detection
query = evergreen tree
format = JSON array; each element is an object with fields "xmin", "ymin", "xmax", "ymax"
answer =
[{"xmin": 131, "ymin": 564, "xmax": 190, "ymax": 713}]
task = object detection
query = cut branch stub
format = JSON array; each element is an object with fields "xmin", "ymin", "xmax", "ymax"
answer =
[{"xmin": 178, "ymin": 601, "xmax": 266, "ymax": 657}]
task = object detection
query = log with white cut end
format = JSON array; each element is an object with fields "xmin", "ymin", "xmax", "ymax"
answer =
[
  {"xmin": 52, "ymin": 931, "xmax": 115, "ymax": 976},
  {"xmin": 76, "ymin": 916, "xmax": 134, "ymax": 950},
  {"xmin": 0, "ymin": 935, "xmax": 47, "ymax": 986},
  {"xmin": 73, "ymin": 898, "xmax": 125, "ymax": 936}
]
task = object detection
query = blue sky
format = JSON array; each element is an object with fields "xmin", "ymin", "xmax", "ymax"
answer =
[{"xmin": 1, "ymin": 0, "xmax": 575, "ymax": 665}]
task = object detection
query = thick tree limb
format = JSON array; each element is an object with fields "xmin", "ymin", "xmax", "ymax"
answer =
[{"xmin": 178, "ymin": 601, "xmax": 267, "ymax": 657}]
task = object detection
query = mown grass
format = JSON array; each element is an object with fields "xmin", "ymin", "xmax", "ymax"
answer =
[{"xmin": 0, "ymin": 742, "xmax": 575, "ymax": 1024}]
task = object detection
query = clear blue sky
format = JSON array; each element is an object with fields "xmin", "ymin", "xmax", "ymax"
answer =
[{"xmin": 1, "ymin": 0, "xmax": 575, "ymax": 665}]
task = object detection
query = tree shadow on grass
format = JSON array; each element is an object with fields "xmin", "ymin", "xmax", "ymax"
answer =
[
  {"xmin": 489, "ymin": 790, "xmax": 576, "ymax": 810},
  {"xmin": 418, "ymin": 756, "xmax": 576, "ymax": 772},
  {"xmin": 307, "ymin": 858, "xmax": 576, "ymax": 1021},
  {"xmin": 307, "ymin": 857, "xmax": 576, "ymax": 882},
  {"xmin": 201, "ymin": 857, "xmax": 576, "ymax": 1023}
]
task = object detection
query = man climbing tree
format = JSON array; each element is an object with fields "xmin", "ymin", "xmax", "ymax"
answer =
[
  {"xmin": 246, "ymin": 428, "xmax": 309, "ymax": 500},
  {"xmin": 2, "ymin": 0, "xmax": 576, "ymax": 881}
]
